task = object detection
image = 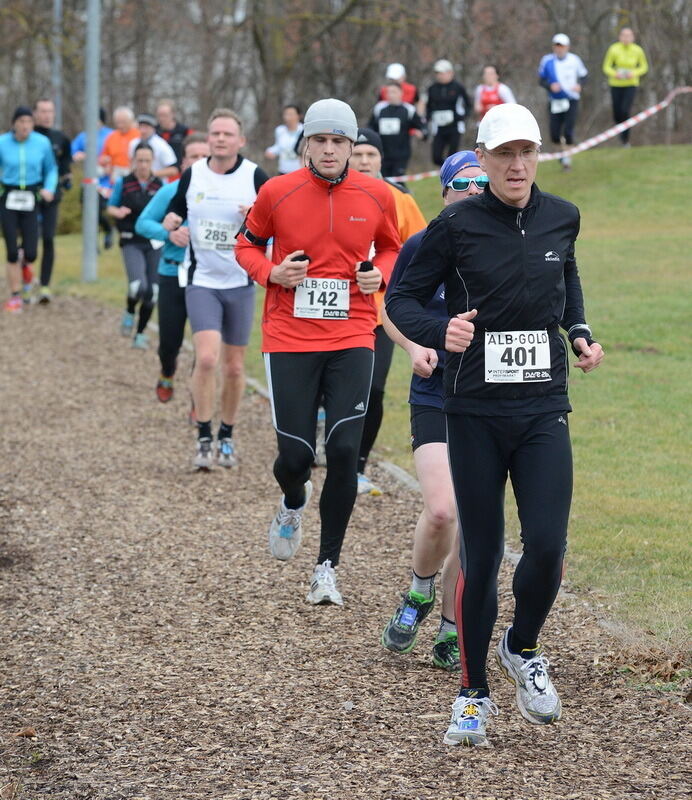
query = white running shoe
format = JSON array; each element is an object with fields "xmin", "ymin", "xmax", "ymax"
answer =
[
  {"xmin": 357, "ymin": 472, "xmax": 382, "ymax": 496},
  {"xmin": 268, "ymin": 481, "xmax": 313, "ymax": 561},
  {"xmin": 443, "ymin": 694, "xmax": 499, "ymax": 747},
  {"xmin": 306, "ymin": 559, "xmax": 343, "ymax": 606},
  {"xmin": 193, "ymin": 438, "xmax": 214, "ymax": 470},
  {"xmin": 217, "ymin": 438, "xmax": 238, "ymax": 468},
  {"xmin": 495, "ymin": 627, "xmax": 562, "ymax": 724}
]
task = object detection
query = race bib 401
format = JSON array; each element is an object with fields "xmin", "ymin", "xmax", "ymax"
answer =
[{"xmin": 485, "ymin": 330, "xmax": 551, "ymax": 383}]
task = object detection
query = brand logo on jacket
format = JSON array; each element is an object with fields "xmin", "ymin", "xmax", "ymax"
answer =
[
  {"xmin": 544, "ymin": 251, "xmax": 560, "ymax": 262},
  {"xmin": 349, "ymin": 216, "xmax": 367, "ymax": 222}
]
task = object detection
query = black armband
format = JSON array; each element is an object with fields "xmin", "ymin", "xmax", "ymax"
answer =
[
  {"xmin": 567, "ymin": 324, "xmax": 595, "ymax": 356},
  {"xmin": 236, "ymin": 222, "xmax": 269, "ymax": 247}
]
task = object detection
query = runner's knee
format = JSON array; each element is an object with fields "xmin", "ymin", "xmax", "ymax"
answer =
[
  {"xmin": 195, "ymin": 349, "xmax": 218, "ymax": 372},
  {"xmin": 520, "ymin": 538, "xmax": 566, "ymax": 570},
  {"xmin": 274, "ymin": 442, "xmax": 313, "ymax": 482},
  {"xmin": 422, "ymin": 499, "xmax": 457, "ymax": 535},
  {"xmin": 324, "ymin": 429, "xmax": 360, "ymax": 470},
  {"xmin": 223, "ymin": 359, "xmax": 245, "ymax": 381}
]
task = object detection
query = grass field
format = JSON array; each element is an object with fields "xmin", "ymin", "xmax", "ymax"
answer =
[{"xmin": 49, "ymin": 144, "xmax": 691, "ymax": 656}]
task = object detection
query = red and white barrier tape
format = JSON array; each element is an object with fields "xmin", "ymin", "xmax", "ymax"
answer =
[{"xmin": 391, "ymin": 86, "xmax": 691, "ymax": 181}]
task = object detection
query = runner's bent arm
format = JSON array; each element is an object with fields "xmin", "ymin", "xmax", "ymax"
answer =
[
  {"xmin": 632, "ymin": 46, "xmax": 649, "ymax": 79},
  {"xmin": 383, "ymin": 232, "xmax": 439, "ymax": 375},
  {"xmin": 234, "ymin": 185, "xmax": 277, "ymax": 287},
  {"xmin": 57, "ymin": 133, "xmax": 72, "ymax": 180},
  {"xmin": 385, "ymin": 217, "xmax": 455, "ymax": 349},
  {"xmin": 135, "ymin": 184, "xmax": 176, "ymax": 241},
  {"xmin": 165, "ymin": 167, "xmax": 192, "ymax": 223},
  {"xmin": 559, "ymin": 234, "xmax": 601, "ymax": 364},
  {"xmin": 42, "ymin": 141, "xmax": 59, "ymax": 195}
]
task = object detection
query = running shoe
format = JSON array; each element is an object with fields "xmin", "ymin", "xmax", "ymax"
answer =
[
  {"xmin": 495, "ymin": 627, "xmax": 562, "ymax": 724},
  {"xmin": 314, "ymin": 406, "xmax": 327, "ymax": 467},
  {"xmin": 357, "ymin": 472, "xmax": 383, "ymax": 496},
  {"xmin": 443, "ymin": 694, "xmax": 499, "ymax": 747},
  {"xmin": 217, "ymin": 437, "xmax": 238, "ymax": 468},
  {"xmin": 156, "ymin": 376, "xmax": 174, "ymax": 403},
  {"xmin": 38, "ymin": 286, "xmax": 51, "ymax": 305},
  {"xmin": 132, "ymin": 332, "xmax": 149, "ymax": 349},
  {"xmin": 3, "ymin": 296, "xmax": 23, "ymax": 313},
  {"xmin": 306, "ymin": 559, "xmax": 343, "ymax": 606},
  {"xmin": 268, "ymin": 480, "xmax": 313, "ymax": 560},
  {"xmin": 380, "ymin": 589, "xmax": 436, "ymax": 653},
  {"xmin": 193, "ymin": 437, "xmax": 214, "ymax": 470},
  {"xmin": 121, "ymin": 311, "xmax": 135, "ymax": 336},
  {"xmin": 432, "ymin": 632, "xmax": 461, "ymax": 672}
]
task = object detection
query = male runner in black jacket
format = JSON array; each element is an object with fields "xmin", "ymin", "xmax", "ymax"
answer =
[{"xmin": 387, "ymin": 103, "xmax": 604, "ymax": 748}]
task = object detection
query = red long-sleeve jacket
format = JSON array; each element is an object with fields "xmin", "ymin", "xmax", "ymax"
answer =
[{"xmin": 235, "ymin": 166, "xmax": 401, "ymax": 353}]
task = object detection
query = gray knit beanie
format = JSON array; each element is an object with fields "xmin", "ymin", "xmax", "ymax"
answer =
[{"xmin": 303, "ymin": 98, "xmax": 358, "ymax": 142}]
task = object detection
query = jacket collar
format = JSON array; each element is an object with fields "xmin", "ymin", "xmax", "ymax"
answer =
[
  {"xmin": 307, "ymin": 160, "xmax": 349, "ymax": 188},
  {"xmin": 482, "ymin": 182, "xmax": 540, "ymax": 216}
]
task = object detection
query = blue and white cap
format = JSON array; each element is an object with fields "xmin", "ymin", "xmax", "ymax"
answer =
[
  {"xmin": 303, "ymin": 98, "xmax": 358, "ymax": 142},
  {"xmin": 439, "ymin": 150, "xmax": 481, "ymax": 194}
]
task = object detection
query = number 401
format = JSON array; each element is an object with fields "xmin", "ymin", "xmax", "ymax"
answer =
[{"xmin": 500, "ymin": 346, "xmax": 537, "ymax": 367}]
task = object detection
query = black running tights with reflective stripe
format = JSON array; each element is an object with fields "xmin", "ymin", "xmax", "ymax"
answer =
[
  {"xmin": 448, "ymin": 411, "xmax": 572, "ymax": 689},
  {"xmin": 264, "ymin": 348, "xmax": 374, "ymax": 566}
]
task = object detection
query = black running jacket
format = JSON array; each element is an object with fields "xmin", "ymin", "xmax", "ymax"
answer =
[{"xmin": 385, "ymin": 183, "xmax": 594, "ymax": 415}]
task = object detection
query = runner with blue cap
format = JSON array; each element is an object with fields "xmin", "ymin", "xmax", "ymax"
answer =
[{"xmin": 379, "ymin": 151, "xmax": 487, "ymax": 671}]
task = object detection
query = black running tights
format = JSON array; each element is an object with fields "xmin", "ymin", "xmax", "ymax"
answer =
[
  {"xmin": 357, "ymin": 325, "xmax": 394, "ymax": 473},
  {"xmin": 157, "ymin": 274, "xmax": 187, "ymax": 377},
  {"xmin": 265, "ymin": 348, "xmax": 374, "ymax": 566},
  {"xmin": 448, "ymin": 411, "xmax": 572, "ymax": 689}
]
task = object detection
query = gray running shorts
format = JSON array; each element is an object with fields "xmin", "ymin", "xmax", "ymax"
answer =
[{"xmin": 185, "ymin": 283, "xmax": 256, "ymax": 346}]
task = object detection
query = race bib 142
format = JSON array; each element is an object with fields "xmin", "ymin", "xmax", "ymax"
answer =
[{"xmin": 294, "ymin": 277, "xmax": 349, "ymax": 319}]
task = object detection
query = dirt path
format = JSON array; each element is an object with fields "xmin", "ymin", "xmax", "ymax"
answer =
[{"xmin": 1, "ymin": 295, "xmax": 690, "ymax": 800}]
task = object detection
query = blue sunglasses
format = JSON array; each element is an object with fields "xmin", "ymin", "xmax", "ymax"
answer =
[{"xmin": 446, "ymin": 175, "xmax": 490, "ymax": 191}]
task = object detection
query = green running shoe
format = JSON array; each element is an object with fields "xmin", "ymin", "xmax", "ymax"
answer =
[
  {"xmin": 380, "ymin": 589, "xmax": 435, "ymax": 653},
  {"xmin": 432, "ymin": 632, "xmax": 461, "ymax": 671}
]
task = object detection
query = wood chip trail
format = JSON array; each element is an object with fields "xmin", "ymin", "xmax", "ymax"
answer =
[{"xmin": 1, "ymin": 296, "xmax": 690, "ymax": 799}]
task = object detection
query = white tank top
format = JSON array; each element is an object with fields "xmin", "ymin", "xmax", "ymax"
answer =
[{"xmin": 187, "ymin": 157, "xmax": 259, "ymax": 289}]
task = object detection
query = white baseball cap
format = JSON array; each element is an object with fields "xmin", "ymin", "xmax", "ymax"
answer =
[
  {"xmin": 434, "ymin": 59, "xmax": 454, "ymax": 73},
  {"xmin": 385, "ymin": 62, "xmax": 406, "ymax": 80},
  {"xmin": 476, "ymin": 103, "xmax": 542, "ymax": 150},
  {"xmin": 552, "ymin": 33, "xmax": 570, "ymax": 45}
]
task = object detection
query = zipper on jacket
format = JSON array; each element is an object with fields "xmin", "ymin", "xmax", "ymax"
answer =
[
  {"xmin": 328, "ymin": 185, "xmax": 333, "ymax": 233},
  {"xmin": 516, "ymin": 210, "xmax": 525, "ymax": 237},
  {"xmin": 19, "ymin": 140, "xmax": 26, "ymax": 190},
  {"xmin": 517, "ymin": 209, "xmax": 530, "ymax": 298}
]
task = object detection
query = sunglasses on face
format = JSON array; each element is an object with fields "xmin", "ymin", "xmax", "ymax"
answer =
[{"xmin": 446, "ymin": 175, "xmax": 490, "ymax": 191}]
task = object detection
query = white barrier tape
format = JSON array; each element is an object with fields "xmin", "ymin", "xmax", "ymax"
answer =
[{"xmin": 391, "ymin": 86, "xmax": 692, "ymax": 181}]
